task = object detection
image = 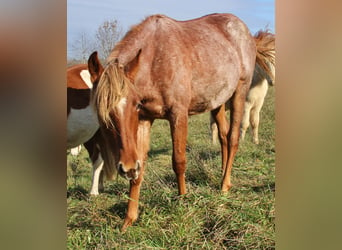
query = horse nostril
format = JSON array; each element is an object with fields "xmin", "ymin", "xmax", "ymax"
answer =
[{"xmin": 118, "ymin": 162, "xmax": 125, "ymax": 175}]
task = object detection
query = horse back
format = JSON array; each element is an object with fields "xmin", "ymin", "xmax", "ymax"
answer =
[
  {"xmin": 150, "ymin": 14, "xmax": 256, "ymax": 113},
  {"xmin": 107, "ymin": 13, "xmax": 257, "ymax": 115}
]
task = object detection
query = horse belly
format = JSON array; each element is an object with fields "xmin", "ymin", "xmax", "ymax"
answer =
[
  {"xmin": 67, "ymin": 106, "xmax": 99, "ymax": 149},
  {"xmin": 189, "ymin": 75, "xmax": 240, "ymax": 114}
]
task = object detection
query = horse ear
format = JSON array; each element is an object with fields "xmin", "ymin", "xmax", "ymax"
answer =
[{"xmin": 88, "ymin": 51, "xmax": 104, "ymax": 83}]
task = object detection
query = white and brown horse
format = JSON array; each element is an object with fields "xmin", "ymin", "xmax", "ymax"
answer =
[
  {"xmin": 211, "ymin": 31, "xmax": 275, "ymax": 145},
  {"xmin": 67, "ymin": 52, "xmax": 111, "ymax": 195},
  {"xmin": 90, "ymin": 14, "xmax": 275, "ymax": 230}
]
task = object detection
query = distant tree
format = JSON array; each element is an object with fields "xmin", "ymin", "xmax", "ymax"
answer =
[
  {"xmin": 95, "ymin": 19, "xmax": 123, "ymax": 59},
  {"xmin": 69, "ymin": 19, "xmax": 123, "ymax": 62},
  {"xmin": 71, "ymin": 31, "xmax": 96, "ymax": 63}
]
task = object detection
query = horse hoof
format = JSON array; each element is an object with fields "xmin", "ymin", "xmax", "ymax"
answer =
[
  {"xmin": 121, "ymin": 218, "xmax": 134, "ymax": 232},
  {"xmin": 89, "ymin": 191, "xmax": 99, "ymax": 196},
  {"xmin": 221, "ymin": 184, "xmax": 232, "ymax": 193}
]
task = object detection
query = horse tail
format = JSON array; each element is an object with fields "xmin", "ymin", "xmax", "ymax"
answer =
[
  {"xmin": 93, "ymin": 62, "xmax": 131, "ymax": 128},
  {"xmin": 254, "ymin": 30, "xmax": 275, "ymax": 83}
]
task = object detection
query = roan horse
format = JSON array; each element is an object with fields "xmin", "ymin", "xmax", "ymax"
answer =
[
  {"xmin": 211, "ymin": 31, "xmax": 275, "ymax": 145},
  {"xmin": 89, "ymin": 13, "xmax": 275, "ymax": 230},
  {"xmin": 67, "ymin": 52, "xmax": 113, "ymax": 195}
]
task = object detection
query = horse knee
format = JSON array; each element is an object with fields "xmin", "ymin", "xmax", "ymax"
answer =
[
  {"xmin": 229, "ymin": 133, "xmax": 240, "ymax": 150},
  {"xmin": 172, "ymin": 159, "xmax": 186, "ymax": 175}
]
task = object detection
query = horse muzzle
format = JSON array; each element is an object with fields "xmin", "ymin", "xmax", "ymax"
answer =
[{"xmin": 117, "ymin": 160, "xmax": 141, "ymax": 180}]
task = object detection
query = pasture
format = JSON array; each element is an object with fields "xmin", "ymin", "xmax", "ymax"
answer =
[{"xmin": 67, "ymin": 87, "xmax": 275, "ymax": 249}]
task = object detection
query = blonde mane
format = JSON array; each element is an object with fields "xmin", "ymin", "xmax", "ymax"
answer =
[{"xmin": 94, "ymin": 61, "xmax": 132, "ymax": 128}]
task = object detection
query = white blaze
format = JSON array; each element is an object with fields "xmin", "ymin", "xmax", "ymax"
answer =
[{"xmin": 116, "ymin": 97, "xmax": 127, "ymax": 115}]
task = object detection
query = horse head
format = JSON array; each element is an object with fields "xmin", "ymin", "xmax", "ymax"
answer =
[{"xmin": 88, "ymin": 53, "xmax": 142, "ymax": 181}]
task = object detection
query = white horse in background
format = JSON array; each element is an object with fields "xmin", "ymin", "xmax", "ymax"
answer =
[{"xmin": 211, "ymin": 31, "xmax": 275, "ymax": 145}]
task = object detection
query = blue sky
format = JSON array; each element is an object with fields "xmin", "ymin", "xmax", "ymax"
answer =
[{"xmin": 67, "ymin": 0, "xmax": 275, "ymax": 58}]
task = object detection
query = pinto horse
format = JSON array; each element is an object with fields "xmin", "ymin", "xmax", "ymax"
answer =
[
  {"xmin": 89, "ymin": 13, "xmax": 274, "ymax": 230},
  {"xmin": 67, "ymin": 52, "xmax": 113, "ymax": 195},
  {"xmin": 211, "ymin": 31, "xmax": 275, "ymax": 145}
]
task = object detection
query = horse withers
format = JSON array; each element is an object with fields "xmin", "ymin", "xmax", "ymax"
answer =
[{"xmin": 90, "ymin": 13, "xmax": 274, "ymax": 230}]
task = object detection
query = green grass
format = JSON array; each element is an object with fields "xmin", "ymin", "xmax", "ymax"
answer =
[{"xmin": 67, "ymin": 87, "xmax": 275, "ymax": 249}]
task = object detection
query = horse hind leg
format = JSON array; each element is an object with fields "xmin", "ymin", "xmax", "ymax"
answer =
[
  {"xmin": 250, "ymin": 95, "xmax": 266, "ymax": 144},
  {"xmin": 221, "ymin": 80, "xmax": 249, "ymax": 192},
  {"xmin": 250, "ymin": 106, "xmax": 260, "ymax": 144},
  {"xmin": 211, "ymin": 105, "xmax": 229, "ymax": 172},
  {"xmin": 210, "ymin": 114, "xmax": 219, "ymax": 145},
  {"xmin": 240, "ymin": 100, "xmax": 253, "ymax": 141}
]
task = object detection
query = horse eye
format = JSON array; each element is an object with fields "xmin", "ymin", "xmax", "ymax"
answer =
[{"xmin": 136, "ymin": 103, "xmax": 142, "ymax": 111}]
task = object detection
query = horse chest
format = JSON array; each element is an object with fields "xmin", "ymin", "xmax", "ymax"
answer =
[
  {"xmin": 67, "ymin": 105, "xmax": 99, "ymax": 148},
  {"xmin": 139, "ymin": 102, "xmax": 166, "ymax": 118}
]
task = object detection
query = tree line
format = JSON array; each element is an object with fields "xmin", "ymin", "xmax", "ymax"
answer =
[{"xmin": 69, "ymin": 19, "xmax": 123, "ymax": 64}]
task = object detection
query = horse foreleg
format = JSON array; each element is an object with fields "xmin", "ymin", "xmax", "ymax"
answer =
[
  {"xmin": 98, "ymin": 169, "xmax": 104, "ymax": 192},
  {"xmin": 122, "ymin": 171, "xmax": 144, "ymax": 231},
  {"xmin": 90, "ymin": 153, "xmax": 103, "ymax": 195},
  {"xmin": 170, "ymin": 111, "xmax": 188, "ymax": 195},
  {"xmin": 84, "ymin": 136, "xmax": 104, "ymax": 196},
  {"xmin": 221, "ymin": 88, "xmax": 247, "ymax": 192},
  {"xmin": 211, "ymin": 105, "xmax": 229, "ymax": 172},
  {"xmin": 122, "ymin": 119, "xmax": 152, "ymax": 231}
]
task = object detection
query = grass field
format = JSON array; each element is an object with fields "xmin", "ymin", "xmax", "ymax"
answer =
[{"xmin": 67, "ymin": 87, "xmax": 275, "ymax": 249}]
